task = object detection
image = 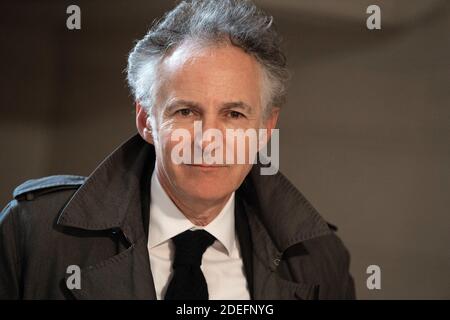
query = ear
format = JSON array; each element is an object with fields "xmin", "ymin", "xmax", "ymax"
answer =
[
  {"xmin": 136, "ymin": 102, "xmax": 154, "ymax": 144},
  {"xmin": 264, "ymin": 107, "xmax": 280, "ymax": 139},
  {"xmin": 257, "ymin": 107, "xmax": 280, "ymax": 152}
]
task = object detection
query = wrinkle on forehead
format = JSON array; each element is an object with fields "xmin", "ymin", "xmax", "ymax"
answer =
[{"xmin": 157, "ymin": 39, "xmax": 264, "ymax": 108}]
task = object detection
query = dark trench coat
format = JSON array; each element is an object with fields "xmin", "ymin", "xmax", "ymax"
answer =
[{"xmin": 0, "ymin": 134, "xmax": 355, "ymax": 299}]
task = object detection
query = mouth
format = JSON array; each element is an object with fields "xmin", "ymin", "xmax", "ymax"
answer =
[{"xmin": 185, "ymin": 164, "xmax": 229, "ymax": 169}]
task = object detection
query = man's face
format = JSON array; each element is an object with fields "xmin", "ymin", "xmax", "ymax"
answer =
[{"xmin": 143, "ymin": 41, "xmax": 277, "ymax": 204}]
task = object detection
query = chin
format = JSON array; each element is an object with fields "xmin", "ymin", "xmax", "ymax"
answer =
[
  {"xmin": 179, "ymin": 179, "xmax": 234, "ymax": 202},
  {"xmin": 194, "ymin": 184, "xmax": 232, "ymax": 201},
  {"xmin": 170, "ymin": 165, "xmax": 244, "ymax": 201}
]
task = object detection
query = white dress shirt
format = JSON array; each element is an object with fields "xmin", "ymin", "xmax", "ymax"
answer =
[{"xmin": 147, "ymin": 171, "xmax": 251, "ymax": 300}]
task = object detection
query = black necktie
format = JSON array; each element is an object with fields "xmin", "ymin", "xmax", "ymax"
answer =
[{"xmin": 164, "ymin": 229, "xmax": 216, "ymax": 300}]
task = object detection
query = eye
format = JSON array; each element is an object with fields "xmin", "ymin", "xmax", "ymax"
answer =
[
  {"xmin": 176, "ymin": 108, "xmax": 194, "ymax": 117},
  {"xmin": 228, "ymin": 110, "xmax": 245, "ymax": 119}
]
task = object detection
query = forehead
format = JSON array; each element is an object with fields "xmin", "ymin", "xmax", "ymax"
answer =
[{"xmin": 158, "ymin": 41, "xmax": 263, "ymax": 104}]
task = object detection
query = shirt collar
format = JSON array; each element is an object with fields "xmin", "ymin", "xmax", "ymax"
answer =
[{"xmin": 148, "ymin": 170, "xmax": 236, "ymax": 256}]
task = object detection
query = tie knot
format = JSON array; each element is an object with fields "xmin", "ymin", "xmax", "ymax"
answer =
[{"xmin": 172, "ymin": 229, "xmax": 215, "ymax": 267}]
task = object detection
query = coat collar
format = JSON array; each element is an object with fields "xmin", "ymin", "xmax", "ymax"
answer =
[
  {"xmin": 57, "ymin": 133, "xmax": 331, "ymax": 251},
  {"xmin": 57, "ymin": 135, "xmax": 153, "ymax": 243}
]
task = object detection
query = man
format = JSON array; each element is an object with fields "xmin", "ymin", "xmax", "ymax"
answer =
[{"xmin": 0, "ymin": 0, "xmax": 355, "ymax": 299}]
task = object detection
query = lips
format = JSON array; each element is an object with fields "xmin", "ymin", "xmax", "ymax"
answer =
[{"xmin": 186, "ymin": 164, "xmax": 228, "ymax": 168}]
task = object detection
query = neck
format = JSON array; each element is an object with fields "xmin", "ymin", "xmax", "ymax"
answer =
[{"xmin": 156, "ymin": 170, "xmax": 232, "ymax": 227}]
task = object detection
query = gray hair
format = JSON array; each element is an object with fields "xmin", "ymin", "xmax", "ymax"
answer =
[{"xmin": 126, "ymin": 0, "xmax": 289, "ymax": 116}]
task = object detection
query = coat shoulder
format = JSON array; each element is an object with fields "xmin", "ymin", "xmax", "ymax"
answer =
[
  {"xmin": 0, "ymin": 175, "xmax": 86, "ymax": 299},
  {"xmin": 1, "ymin": 175, "xmax": 86, "ymax": 225},
  {"xmin": 12, "ymin": 175, "xmax": 86, "ymax": 201}
]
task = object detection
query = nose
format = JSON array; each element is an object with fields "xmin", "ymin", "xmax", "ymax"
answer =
[
  {"xmin": 191, "ymin": 113, "xmax": 221, "ymax": 145},
  {"xmin": 202, "ymin": 112, "xmax": 223, "ymax": 131},
  {"xmin": 192, "ymin": 113, "xmax": 225, "ymax": 164}
]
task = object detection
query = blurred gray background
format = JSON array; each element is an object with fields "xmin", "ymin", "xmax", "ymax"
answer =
[{"xmin": 1, "ymin": 0, "xmax": 449, "ymax": 299}]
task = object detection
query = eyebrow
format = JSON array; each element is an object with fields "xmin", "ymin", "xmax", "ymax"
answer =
[
  {"xmin": 165, "ymin": 99, "xmax": 202, "ymax": 113},
  {"xmin": 165, "ymin": 99, "xmax": 255, "ymax": 114},
  {"xmin": 222, "ymin": 101, "xmax": 254, "ymax": 114}
]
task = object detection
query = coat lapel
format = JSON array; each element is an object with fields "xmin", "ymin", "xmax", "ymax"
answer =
[
  {"xmin": 67, "ymin": 237, "xmax": 157, "ymax": 300},
  {"xmin": 237, "ymin": 177, "xmax": 329, "ymax": 300},
  {"xmin": 247, "ymin": 208, "xmax": 320, "ymax": 300},
  {"xmin": 58, "ymin": 135, "xmax": 157, "ymax": 299}
]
